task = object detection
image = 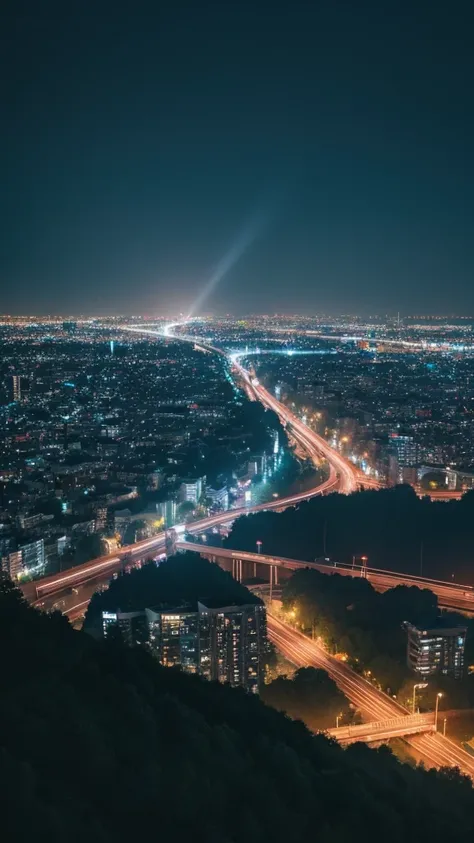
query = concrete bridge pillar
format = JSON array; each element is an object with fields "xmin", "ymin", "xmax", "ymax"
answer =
[{"xmin": 232, "ymin": 558, "xmax": 242, "ymax": 582}]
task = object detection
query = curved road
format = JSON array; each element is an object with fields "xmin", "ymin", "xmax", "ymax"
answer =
[
  {"xmin": 233, "ymin": 357, "xmax": 362, "ymax": 495},
  {"xmin": 24, "ymin": 323, "xmax": 363, "ymax": 607}
]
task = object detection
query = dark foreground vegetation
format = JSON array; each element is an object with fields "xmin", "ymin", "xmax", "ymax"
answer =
[
  {"xmin": 280, "ymin": 567, "xmax": 474, "ymax": 709},
  {"xmin": 225, "ymin": 484, "xmax": 474, "ymax": 582},
  {"xmin": 2, "ymin": 577, "xmax": 474, "ymax": 842},
  {"xmin": 262, "ymin": 666, "xmax": 353, "ymax": 731},
  {"xmin": 84, "ymin": 551, "xmax": 260, "ymax": 634}
]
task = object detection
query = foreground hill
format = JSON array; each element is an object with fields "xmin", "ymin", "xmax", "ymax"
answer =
[
  {"xmin": 1, "ymin": 576, "xmax": 474, "ymax": 843},
  {"xmin": 83, "ymin": 551, "xmax": 261, "ymax": 636}
]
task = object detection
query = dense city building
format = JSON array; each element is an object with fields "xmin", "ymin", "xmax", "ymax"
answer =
[
  {"xmin": 406, "ymin": 623, "xmax": 467, "ymax": 680},
  {"xmin": 102, "ymin": 598, "xmax": 267, "ymax": 692},
  {"xmin": 180, "ymin": 317, "xmax": 474, "ymax": 492},
  {"xmin": 0, "ymin": 320, "xmax": 290, "ymax": 579},
  {"xmin": 179, "ymin": 476, "xmax": 205, "ymax": 504},
  {"xmin": 4, "ymin": 314, "xmax": 474, "ymax": 582}
]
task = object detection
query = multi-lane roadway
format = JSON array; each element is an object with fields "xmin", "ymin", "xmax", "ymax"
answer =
[
  {"xmin": 22, "ymin": 323, "xmax": 472, "ymax": 618},
  {"xmin": 174, "ymin": 540, "xmax": 474, "ymax": 614},
  {"xmin": 326, "ymin": 713, "xmax": 436, "ymax": 744},
  {"xmin": 23, "ymin": 326, "xmax": 363, "ymax": 609},
  {"xmin": 25, "ymin": 464, "xmax": 338, "ymax": 609},
  {"xmin": 20, "ymin": 321, "xmax": 474, "ymax": 778},
  {"xmin": 229, "ymin": 354, "xmax": 363, "ymax": 495},
  {"xmin": 268, "ymin": 613, "xmax": 474, "ymax": 777},
  {"xmin": 131, "ymin": 322, "xmax": 370, "ymax": 493}
]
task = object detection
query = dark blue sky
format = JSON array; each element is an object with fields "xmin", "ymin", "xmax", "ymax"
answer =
[{"xmin": 2, "ymin": 1, "xmax": 473, "ymax": 315}]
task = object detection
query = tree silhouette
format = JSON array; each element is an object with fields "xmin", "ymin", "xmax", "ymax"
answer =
[{"xmin": 1, "ymin": 573, "xmax": 474, "ymax": 842}]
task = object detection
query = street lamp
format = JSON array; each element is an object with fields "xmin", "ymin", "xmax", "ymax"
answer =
[
  {"xmin": 352, "ymin": 554, "xmax": 368, "ymax": 575},
  {"xmin": 412, "ymin": 682, "xmax": 428, "ymax": 714},
  {"xmin": 256, "ymin": 540, "xmax": 262, "ymax": 555},
  {"xmin": 435, "ymin": 692, "xmax": 443, "ymax": 731},
  {"xmin": 443, "ymin": 717, "xmax": 447, "ymax": 737},
  {"xmin": 336, "ymin": 712, "xmax": 343, "ymax": 729}
]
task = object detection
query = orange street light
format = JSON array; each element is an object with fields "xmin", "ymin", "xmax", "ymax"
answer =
[{"xmin": 435, "ymin": 692, "xmax": 443, "ymax": 731}]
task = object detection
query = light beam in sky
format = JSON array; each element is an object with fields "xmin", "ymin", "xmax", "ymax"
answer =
[{"xmin": 187, "ymin": 209, "xmax": 269, "ymax": 319}]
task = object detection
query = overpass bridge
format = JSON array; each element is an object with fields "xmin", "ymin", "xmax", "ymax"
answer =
[
  {"xmin": 175, "ymin": 541, "xmax": 474, "ymax": 614},
  {"xmin": 327, "ymin": 713, "xmax": 435, "ymax": 745},
  {"xmin": 24, "ymin": 466, "xmax": 339, "ymax": 605},
  {"xmin": 269, "ymin": 613, "xmax": 474, "ymax": 777},
  {"xmin": 25, "ymin": 323, "xmax": 370, "ymax": 607},
  {"xmin": 175, "ymin": 540, "xmax": 321, "ymax": 584}
]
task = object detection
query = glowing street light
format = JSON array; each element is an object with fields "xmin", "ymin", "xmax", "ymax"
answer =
[
  {"xmin": 435, "ymin": 692, "xmax": 443, "ymax": 731},
  {"xmin": 256, "ymin": 540, "xmax": 262, "ymax": 555},
  {"xmin": 352, "ymin": 554, "xmax": 368, "ymax": 574},
  {"xmin": 412, "ymin": 682, "xmax": 428, "ymax": 714}
]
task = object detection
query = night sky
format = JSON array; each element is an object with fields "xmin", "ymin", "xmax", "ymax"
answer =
[{"xmin": 2, "ymin": 1, "xmax": 473, "ymax": 316}]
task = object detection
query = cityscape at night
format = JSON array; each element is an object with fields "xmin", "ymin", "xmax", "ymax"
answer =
[{"xmin": 3, "ymin": 1, "xmax": 474, "ymax": 841}]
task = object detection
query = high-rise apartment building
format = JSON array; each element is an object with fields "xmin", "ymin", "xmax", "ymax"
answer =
[
  {"xmin": 146, "ymin": 607, "xmax": 204, "ymax": 675},
  {"xmin": 179, "ymin": 477, "xmax": 205, "ymax": 504},
  {"xmin": 2, "ymin": 538, "xmax": 45, "ymax": 580},
  {"xmin": 94, "ymin": 505, "xmax": 108, "ymax": 531},
  {"xmin": 406, "ymin": 623, "xmax": 467, "ymax": 680},
  {"xmin": 389, "ymin": 434, "xmax": 418, "ymax": 466},
  {"xmin": 102, "ymin": 610, "xmax": 147, "ymax": 646},
  {"xmin": 21, "ymin": 538, "xmax": 46, "ymax": 573},
  {"xmin": 104, "ymin": 599, "xmax": 267, "ymax": 692},
  {"xmin": 388, "ymin": 433, "xmax": 418, "ymax": 485},
  {"xmin": 2, "ymin": 551, "xmax": 23, "ymax": 580},
  {"xmin": 200, "ymin": 600, "xmax": 267, "ymax": 693},
  {"xmin": 12, "ymin": 375, "xmax": 22, "ymax": 402}
]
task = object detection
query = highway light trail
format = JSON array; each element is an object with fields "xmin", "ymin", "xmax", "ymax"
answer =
[
  {"xmin": 26, "ymin": 324, "xmax": 363, "ymax": 614},
  {"xmin": 268, "ymin": 613, "xmax": 474, "ymax": 777}
]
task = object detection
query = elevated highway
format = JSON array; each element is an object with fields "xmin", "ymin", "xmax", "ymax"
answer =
[
  {"xmin": 23, "ymin": 324, "xmax": 366, "ymax": 607},
  {"xmin": 230, "ymin": 357, "xmax": 361, "ymax": 495},
  {"xmin": 268, "ymin": 613, "xmax": 474, "ymax": 777},
  {"xmin": 175, "ymin": 541, "xmax": 474, "ymax": 614},
  {"xmin": 327, "ymin": 713, "xmax": 435, "ymax": 744},
  {"xmin": 127, "ymin": 322, "xmax": 369, "ymax": 494},
  {"xmin": 23, "ymin": 466, "xmax": 338, "ymax": 606},
  {"xmin": 26, "ymin": 508, "xmax": 474, "ymax": 615}
]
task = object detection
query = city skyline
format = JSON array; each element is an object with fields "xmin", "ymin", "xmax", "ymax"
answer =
[
  {"xmin": 5, "ymin": 2, "xmax": 474, "ymax": 825},
  {"xmin": 3, "ymin": 311, "xmax": 474, "ymax": 783},
  {"xmin": 3, "ymin": 2, "xmax": 473, "ymax": 316}
]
